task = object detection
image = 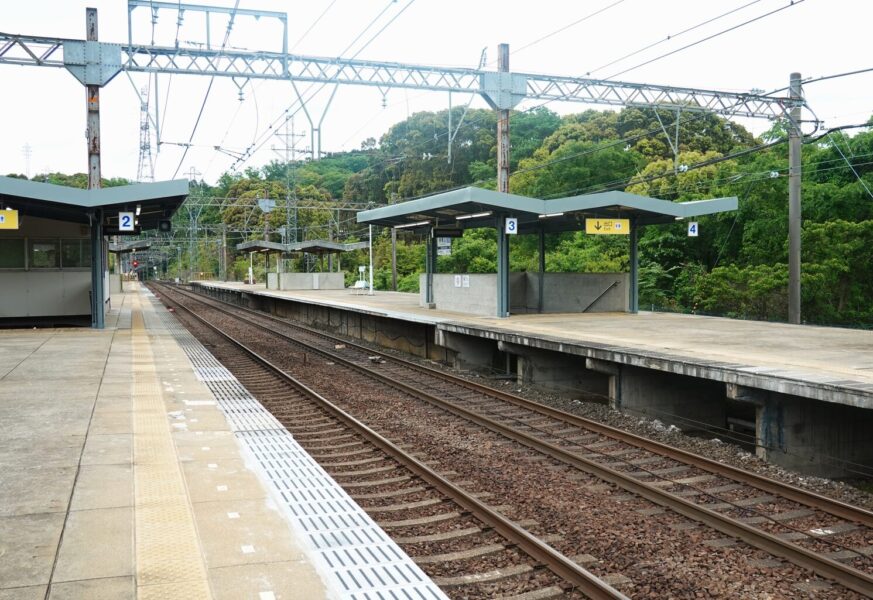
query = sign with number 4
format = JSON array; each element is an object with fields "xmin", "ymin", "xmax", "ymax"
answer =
[
  {"xmin": 688, "ymin": 221, "xmax": 699, "ymax": 237},
  {"xmin": 119, "ymin": 211, "xmax": 135, "ymax": 232}
]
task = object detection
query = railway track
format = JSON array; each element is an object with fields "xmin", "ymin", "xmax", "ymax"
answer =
[
  {"xmin": 151, "ymin": 282, "xmax": 873, "ymax": 597},
  {"xmin": 151, "ymin": 283, "xmax": 624, "ymax": 599}
]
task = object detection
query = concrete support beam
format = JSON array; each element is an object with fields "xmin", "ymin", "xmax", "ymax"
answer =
[
  {"xmin": 726, "ymin": 383, "xmax": 768, "ymax": 404},
  {"xmin": 617, "ymin": 365, "xmax": 726, "ymax": 432},
  {"xmin": 499, "ymin": 341, "xmax": 609, "ymax": 397},
  {"xmin": 436, "ymin": 329, "xmax": 497, "ymax": 372},
  {"xmin": 761, "ymin": 392, "xmax": 873, "ymax": 478},
  {"xmin": 586, "ymin": 357, "xmax": 621, "ymax": 409}
]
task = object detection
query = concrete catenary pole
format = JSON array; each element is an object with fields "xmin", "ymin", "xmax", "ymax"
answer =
[
  {"xmin": 496, "ymin": 43, "xmax": 510, "ymax": 194},
  {"xmin": 86, "ymin": 8, "xmax": 101, "ymax": 190},
  {"xmin": 86, "ymin": 8, "xmax": 105, "ymax": 329},
  {"xmin": 788, "ymin": 72, "xmax": 802, "ymax": 324}
]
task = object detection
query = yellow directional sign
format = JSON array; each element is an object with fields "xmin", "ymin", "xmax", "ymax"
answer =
[
  {"xmin": 0, "ymin": 209, "xmax": 19, "ymax": 230},
  {"xmin": 585, "ymin": 218, "xmax": 629, "ymax": 235}
]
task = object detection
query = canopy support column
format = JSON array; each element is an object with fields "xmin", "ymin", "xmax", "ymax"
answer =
[
  {"xmin": 89, "ymin": 209, "xmax": 105, "ymax": 329},
  {"xmin": 629, "ymin": 217, "xmax": 639, "ymax": 314},
  {"xmin": 425, "ymin": 227, "xmax": 435, "ymax": 307},
  {"xmin": 497, "ymin": 215, "xmax": 510, "ymax": 318},
  {"xmin": 538, "ymin": 227, "xmax": 545, "ymax": 313}
]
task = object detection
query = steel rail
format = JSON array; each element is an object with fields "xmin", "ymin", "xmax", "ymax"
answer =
[
  {"xmin": 155, "ymin": 284, "xmax": 628, "ymax": 600},
  {"xmin": 184, "ymin": 282, "xmax": 873, "ymax": 527},
  {"xmin": 160, "ymin": 283, "xmax": 873, "ymax": 595}
]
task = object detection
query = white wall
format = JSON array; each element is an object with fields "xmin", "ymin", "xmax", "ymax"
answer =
[
  {"xmin": 0, "ymin": 216, "xmax": 94, "ymax": 319},
  {"xmin": 270, "ymin": 272, "xmax": 346, "ymax": 290},
  {"xmin": 0, "ymin": 271, "xmax": 91, "ymax": 317},
  {"xmin": 419, "ymin": 272, "xmax": 629, "ymax": 316},
  {"xmin": 419, "ymin": 273, "xmax": 499, "ymax": 315}
]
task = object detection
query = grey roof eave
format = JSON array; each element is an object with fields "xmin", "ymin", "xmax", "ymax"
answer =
[
  {"xmin": 357, "ymin": 186, "xmax": 738, "ymax": 227},
  {"xmin": 236, "ymin": 239, "xmax": 370, "ymax": 253},
  {"xmin": 0, "ymin": 176, "xmax": 189, "ymax": 208},
  {"xmin": 357, "ymin": 186, "xmax": 541, "ymax": 224},
  {"xmin": 236, "ymin": 240, "xmax": 287, "ymax": 253},
  {"xmin": 109, "ymin": 240, "xmax": 152, "ymax": 253}
]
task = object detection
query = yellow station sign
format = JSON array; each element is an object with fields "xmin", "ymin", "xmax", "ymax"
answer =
[
  {"xmin": 585, "ymin": 218, "xmax": 629, "ymax": 235},
  {"xmin": 0, "ymin": 209, "xmax": 19, "ymax": 230}
]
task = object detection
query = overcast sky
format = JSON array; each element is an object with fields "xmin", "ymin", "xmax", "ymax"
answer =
[{"xmin": 1, "ymin": 0, "xmax": 871, "ymax": 185}]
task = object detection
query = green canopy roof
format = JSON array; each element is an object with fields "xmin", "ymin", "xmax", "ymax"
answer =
[
  {"xmin": 0, "ymin": 176, "xmax": 189, "ymax": 230},
  {"xmin": 357, "ymin": 186, "xmax": 737, "ymax": 233}
]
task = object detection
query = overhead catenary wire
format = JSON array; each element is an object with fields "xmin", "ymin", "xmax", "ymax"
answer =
[
  {"xmin": 226, "ymin": 1, "xmax": 417, "ymax": 174},
  {"xmin": 826, "ymin": 132, "xmax": 873, "ymax": 201},
  {"xmin": 585, "ymin": 0, "xmax": 765, "ymax": 76},
  {"xmin": 172, "ymin": 1, "xmax": 240, "ymax": 179},
  {"xmin": 290, "ymin": 0, "xmax": 339, "ymax": 52},
  {"xmin": 327, "ymin": 0, "xmax": 805, "ymax": 184},
  {"xmin": 225, "ymin": 0, "xmax": 790, "ymax": 177},
  {"xmin": 510, "ymin": 0, "xmax": 629, "ymax": 56},
  {"xmin": 603, "ymin": 0, "xmax": 807, "ymax": 80}
]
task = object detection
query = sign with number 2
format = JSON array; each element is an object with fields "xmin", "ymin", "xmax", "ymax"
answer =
[{"xmin": 119, "ymin": 211, "xmax": 135, "ymax": 232}]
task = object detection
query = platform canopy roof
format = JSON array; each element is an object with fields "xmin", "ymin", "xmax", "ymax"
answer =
[
  {"xmin": 357, "ymin": 186, "xmax": 738, "ymax": 233},
  {"xmin": 236, "ymin": 239, "xmax": 370, "ymax": 254},
  {"xmin": 108, "ymin": 240, "xmax": 151, "ymax": 254},
  {"xmin": 0, "ymin": 176, "xmax": 189, "ymax": 231}
]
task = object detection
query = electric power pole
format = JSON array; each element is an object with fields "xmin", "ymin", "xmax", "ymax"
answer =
[
  {"xmin": 85, "ymin": 8, "xmax": 101, "ymax": 191},
  {"xmin": 496, "ymin": 43, "xmax": 510, "ymax": 194},
  {"xmin": 85, "ymin": 8, "xmax": 105, "ymax": 328},
  {"xmin": 788, "ymin": 72, "xmax": 802, "ymax": 324}
]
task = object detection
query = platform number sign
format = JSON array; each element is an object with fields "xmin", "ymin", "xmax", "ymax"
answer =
[
  {"xmin": 687, "ymin": 221, "xmax": 699, "ymax": 237},
  {"xmin": 119, "ymin": 211, "xmax": 135, "ymax": 232},
  {"xmin": 505, "ymin": 217, "xmax": 518, "ymax": 235}
]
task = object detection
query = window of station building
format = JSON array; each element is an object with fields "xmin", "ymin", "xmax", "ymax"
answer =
[
  {"xmin": 29, "ymin": 239, "xmax": 60, "ymax": 268},
  {"xmin": 61, "ymin": 239, "xmax": 91, "ymax": 268},
  {"xmin": 0, "ymin": 238, "xmax": 26, "ymax": 268}
]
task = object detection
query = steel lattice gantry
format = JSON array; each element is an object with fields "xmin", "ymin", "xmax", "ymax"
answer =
[{"xmin": 0, "ymin": 31, "xmax": 793, "ymax": 118}]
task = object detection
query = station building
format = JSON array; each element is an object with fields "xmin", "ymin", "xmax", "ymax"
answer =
[{"xmin": 0, "ymin": 176, "xmax": 188, "ymax": 327}]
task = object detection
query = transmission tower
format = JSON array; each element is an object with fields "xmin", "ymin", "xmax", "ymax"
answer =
[
  {"xmin": 136, "ymin": 85, "xmax": 154, "ymax": 182},
  {"xmin": 272, "ymin": 118, "xmax": 306, "ymax": 244},
  {"xmin": 21, "ymin": 143, "xmax": 32, "ymax": 178}
]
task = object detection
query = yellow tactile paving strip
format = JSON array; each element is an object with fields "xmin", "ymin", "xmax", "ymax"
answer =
[{"xmin": 131, "ymin": 296, "xmax": 212, "ymax": 600}]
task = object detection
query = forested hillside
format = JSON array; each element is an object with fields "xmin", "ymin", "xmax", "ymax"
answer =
[{"xmin": 12, "ymin": 106, "xmax": 873, "ymax": 327}]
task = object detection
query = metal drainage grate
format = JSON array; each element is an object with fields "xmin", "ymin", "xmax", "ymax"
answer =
[{"xmin": 144, "ymin": 291, "xmax": 448, "ymax": 600}]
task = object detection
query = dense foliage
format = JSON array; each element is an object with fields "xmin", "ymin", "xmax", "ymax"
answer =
[{"xmin": 12, "ymin": 107, "xmax": 873, "ymax": 327}]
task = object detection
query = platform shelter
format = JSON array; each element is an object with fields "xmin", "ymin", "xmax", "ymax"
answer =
[
  {"xmin": 235, "ymin": 239, "xmax": 369, "ymax": 290},
  {"xmin": 0, "ymin": 176, "xmax": 188, "ymax": 327},
  {"xmin": 358, "ymin": 186, "xmax": 737, "ymax": 317}
]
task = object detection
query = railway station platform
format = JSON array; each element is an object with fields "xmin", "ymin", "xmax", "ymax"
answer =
[
  {"xmin": 192, "ymin": 281, "xmax": 873, "ymax": 479},
  {"xmin": 0, "ymin": 284, "xmax": 443, "ymax": 600}
]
